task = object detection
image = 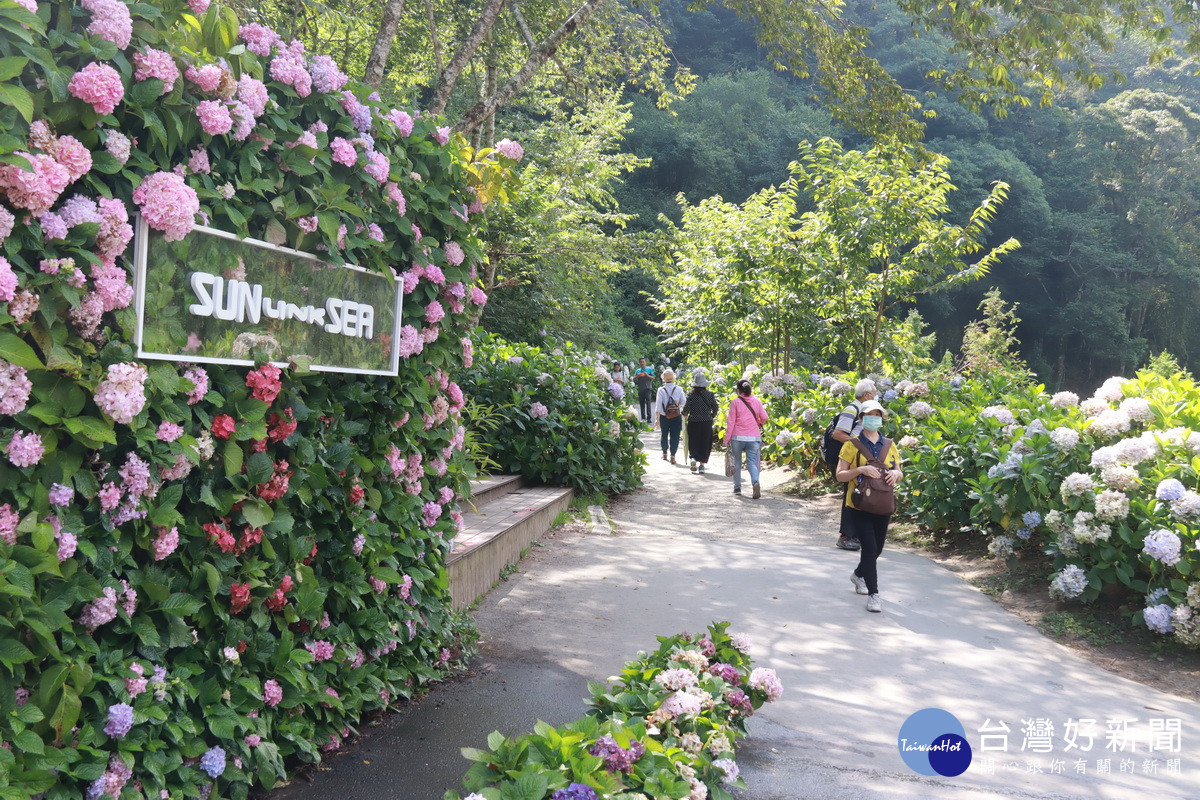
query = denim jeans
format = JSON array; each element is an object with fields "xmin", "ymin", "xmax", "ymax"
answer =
[
  {"xmin": 660, "ymin": 415, "xmax": 682, "ymax": 456},
  {"xmin": 731, "ymin": 438, "xmax": 761, "ymax": 489}
]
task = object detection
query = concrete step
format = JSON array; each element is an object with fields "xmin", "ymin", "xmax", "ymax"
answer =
[
  {"xmin": 465, "ymin": 474, "xmax": 524, "ymax": 509},
  {"xmin": 446, "ymin": 485, "xmax": 573, "ymax": 609}
]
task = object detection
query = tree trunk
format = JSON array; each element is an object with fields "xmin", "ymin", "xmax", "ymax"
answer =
[
  {"xmin": 363, "ymin": 0, "xmax": 407, "ymax": 89},
  {"xmin": 455, "ymin": 0, "xmax": 608, "ymax": 133},
  {"xmin": 428, "ymin": 0, "xmax": 512, "ymax": 116},
  {"xmin": 425, "ymin": 0, "xmax": 443, "ymax": 77}
]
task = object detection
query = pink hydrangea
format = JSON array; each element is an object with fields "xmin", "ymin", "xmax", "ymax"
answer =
[
  {"xmin": 262, "ymin": 679, "xmax": 283, "ymax": 707},
  {"xmin": 69, "ymin": 62, "xmax": 124, "ymax": 115},
  {"xmin": 184, "ymin": 64, "xmax": 223, "ymax": 93},
  {"xmin": 98, "ymin": 482, "xmax": 121, "ymax": 512},
  {"xmin": 6, "ymin": 430, "xmax": 43, "ymax": 467},
  {"xmin": 386, "ymin": 182, "xmax": 406, "ymax": 215},
  {"xmin": 96, "ymin": 196, "xmax": 132, "ymax": 259},
  {"xmin": 297, "ymin": 215, "xmax": 318, "ymax": 233},
  {"xmin": 152, "ymin": 526, "xmax": 179, "ymax": 560},
  {"xmin": 369, "ymin": 576, "xmax": 386, "ymax": 594},
  {"xmin": 0, "ymin": 153, "xmax": 71, "ymax": 212},
  {"xmin": 237, "ymin": 75, "xmax": 269, "ymax": 116},
  {"xmin": 330, "ymin": 137, "xmax": 357, "ymax": 167},
  {"xmin": 385, "ymin": 109, "xmax": 414, "ymax": 137},
  {"xmin": 91, "ymin": 260, "xmax": 133, "ymax": 311},
  {"xmin": 104, "ymin": 131, "xmax": 131, "ymax": 164},
  {"xmin": 158, "ymin": 452, "xmax": 193, "ymax": 481},
  {"xmin": 0, "ymin": 503, "xmax": 17, "ymax": 545},
  {"xmin": 183, "ymin": 366, "xmax": 208, "ymax": 405},
  {"xmin": 269, "ymin": 49, "xmax": 312, "ymax": 97},
  {"xmin": 132, "ymin": 48, "xmax": 179, "ymax": 93},
  {"xmin": 396, "ymin": 325, "xmax": 423, "ymax": 358},
  {"xmin": 229, "ymin": 101, "xmax": 256, "ymax": 141},
  {"xmin": 0, "ymin": 205, "xmax": 13, "ymax": 243},
  {"xmin": 422, "ymin": 501, "xmax": 441, "ymax": 527},
  {"xmin": 0, "ymin": 361, "xmax": 31, "ymax": 416},
  {"xmin": 367, "ymin": 223, "xmax": 383, "ymax": 242},
  {"xmin": 56, "ymin": 530, "xmax": 77, "ymax": 561},
  {"xmin": 79, "ymin": 586, "xmax": 118, "ymax": 632},
  {"xmin": 58, "ymin": 195, "xmax": 101, "ymax": 227},
  {"xmin": 471, "ymin": 286, "xmax": 488, "ymax": 306},
  {"xmin": 305, "ymin": 640, "xmax": 334, "ymax": 662},
  {"xmin": 188, "ymin": 147, "xmax": 211, "ymax": 175},
  {"xmin": 196, "ymin": 100, "xmax": 233, "ymax": 135},
  {"xmin": 424, "ymin": 264, "xmax": 445, "ymax": 285},
  {"xmin": 246, "ymin": 363, "xmax": 282, "ymax": 404},
  {"xmin": 309, "ymin": 55, "xmax": 348, "ymax": 94},
  {"xmin": 132, "ymin": 171, "xmax": 199, "ymax": 242},
  {"xmin": 82, "ymin": 0, "xmax": 132, "ymax": 49},
  {"xmin": 424, "ymin": 301, "xmax": 445, "ymax": 324},
  {"xmin": 52, "ymin": 136, "xmax": 93, "ymax": 183},
  {"xmin": 433, "ymin": 126, "xmax": 450, "ymax": 145},
  {"xmin": 529, "ymin": 402, "xmax": 548, "ymax": 419},
  {"xmin": 462, "ymin": 337, "xmax": 474, "ymax": 367},
  {"xmin": 94, "ymin": 362, "xmax": 148, "ymax": 424},
  {"xmin": 495, "ymin": 138, "xmax": 524, "ymax": 161},
  {"xmin": 189, "ymin": 0, "xmax": 211, "ymax": 14},
  {"xmin": 156, "ymin": 421, "xmax": 184, "ymax": 442},
  {"xmin": 443, "ymin": 241, "xmax": 465, "ymax": 266},
  {"xmin": 364, "ymin": 151, "xmax": 389, "ymax": 183},
  {"xmin": 39, "ymin": 211, "xmax": 67, "ymax": 241},
  {"xmin": 12, "ymin": 0, "xmax": 36, "ymax": 14},
  {"xmin": 239, "ymin": 23, "xmax": 280, "ymax": 57}
]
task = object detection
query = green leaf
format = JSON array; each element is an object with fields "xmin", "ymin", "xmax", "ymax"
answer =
[
  {"xmin": 203, "ymin": 562, "xmax": 221, "ymax": 597},
  {"xmin": 0, "ymin": 333, "xmax": 44, "ymax": 369},
  {"xmin": 49, "ymin": 686, "xmax": 81, "ymax": 741},
  {"xmin": 242, "ymin": 498, "xmax": 273, "ymax": 528},
  {"xmin": 224, "ymin": 440, "xmax": 244, "ymax": 478},
  {"xmin": 0, "ymin": 83, "xmax": 33, "ymax": 123},
  {"xmin": 159, "ymin": 592, "xmax": 204, "ymax": 617},
  {"xmin": 0, "ymin": 57, "xmax": 28, "ymax": 83},
  {"xmin": 63, "ymin": 416, "xmax": 117, "ymax": 445},
  {"xmin": 0, "ymin": 638, "xmax": 35, "ymax": 666},
  {"xmin": 14, "ymin": 729, "xmax": 44, "ymax": 755},
  {"xmin": 245, "ymin": 452, "xmax": 274, "ymax": 485}
]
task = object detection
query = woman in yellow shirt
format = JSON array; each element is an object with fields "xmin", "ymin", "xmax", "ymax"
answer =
[{"xmin": 835, "ymin": 400, "xmax": 902, "ymax": 613}]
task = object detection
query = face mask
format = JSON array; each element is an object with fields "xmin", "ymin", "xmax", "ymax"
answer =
[{"xmin": 862, "ymin": 415, "xmax": 884, "ymax": 431}]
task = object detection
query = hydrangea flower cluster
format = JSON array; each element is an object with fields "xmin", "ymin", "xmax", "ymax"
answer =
[{"xmin": 1049, "ymin": 565, "xmax": 1088, "ymax": 600}]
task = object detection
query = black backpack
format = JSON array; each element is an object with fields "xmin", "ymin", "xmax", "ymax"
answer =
[{"xmin": 820, "ymin": 402, "xmax": 862, "ymax": 471}]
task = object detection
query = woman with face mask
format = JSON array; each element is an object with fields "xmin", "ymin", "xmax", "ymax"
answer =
[{"xmin": 835, "ymin": 399, "xmax": 903, "ymax": 613}]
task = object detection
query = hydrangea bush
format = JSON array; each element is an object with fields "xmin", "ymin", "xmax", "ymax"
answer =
[
  {"xmin": 0, "ymin": 1, "xmax": 499, "ymax": 797},
  {"xmin": 457, "ymin": 334, "xmax": 645, "ymax": 495},
  {"xmin": 446, "ymin": 622, "xmax": 780, "ymax": 800},
  {"xmin": 690, "ymin": 361, "xmax": 1199, "ymax": 649}
]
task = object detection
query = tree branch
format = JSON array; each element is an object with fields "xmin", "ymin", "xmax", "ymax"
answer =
[
  {"xmin": 455, "ymin": 0, "xmax": 608, "ymax": 133},
  {"xmin": 425, "ymin": 0, "xmax": 443, "ymax": 77},
  {"xmin": 428, "ymin": 0, "xmax": 512, "ymax": 116},
  {"xmin": 363, "ymin": 0, "xmax": 407, "ymax": 90}
]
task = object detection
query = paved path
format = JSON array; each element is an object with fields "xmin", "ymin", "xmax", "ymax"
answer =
[{"xmin": 274, "ymin": 431, "xmax": 1200, "ymax": 800}]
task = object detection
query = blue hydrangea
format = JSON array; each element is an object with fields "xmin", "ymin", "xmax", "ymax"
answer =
[
  {"xmin": 1143, "ymin": 604, "xmax": 1175, "ymax": 635},
  {"xmin": 1143, "ymin": 529, "xmax": 1183, "ymax": 566},
  {"xmin": 1156, "ymin": 478, "xmax": 1185, "ymax": 502},
  {"xmin": 551, "ymin": 784, "xmax": 599, "ymax": 800},
  {"xmin": 882, "ymin": 389, "xmax": 899, "ymax": 402},
  {"xmin": 199, "ymin": 746, "xmax": 226, "ymax": 779},
  {"xmin": 1015, "ymin": 527, "xmax": 1032, "ymax": 540},
  {"xmin": 1022, "ymin": 511, "xmax": 1042, "ymax": 528},
  {"xmin": 103, "ymin": 703, "xmax": 134, "ymax": 738},
  {"xmin": 949, "ymin": 376, "xmax": 964, "ymax": 388}
]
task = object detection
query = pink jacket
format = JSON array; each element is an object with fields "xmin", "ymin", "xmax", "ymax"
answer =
[{"xmin": 724, "ymin": 394, "xmax": 767, "ymax": 443}]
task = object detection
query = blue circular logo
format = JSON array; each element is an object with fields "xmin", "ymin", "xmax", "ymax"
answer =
[{"xmin": 898, "ymin": 708, "xmax": 972, "ymax": 777}]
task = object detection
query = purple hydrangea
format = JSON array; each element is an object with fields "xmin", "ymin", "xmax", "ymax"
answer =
[
  {"xmin": 588, "ymin": 734, "xmax": 646, "ymax": 774},
  {"xmin": 607, "ymin": 381, "xmax": 625, "ymax": 401},
  {"xmin": 1144, "ymin": 603, "xmax": 1175, "ymax": 634},
  {"xmin": 48, "ymin": 483, "xmax": 75, "ymax": 506},
  {"xmin": 725, "ymin": 688, "xmax": 752, "ymax": 715},
  {"xmin": 550, "ymin": 784, "xmax": 599, "ymax": 800},
  {"xmin": 104, "ymin": 702, "xmax": 134, "ymax": 737},
  {"xmin": 199, "ymin": 746, "xmax": 226, "ymax": 778},
  {"xmin": 709, "ymin": 662, "xmax": 741, "ymax": 685},
  {"xmin": 1022, "ymin": 511, "xmax": 1041, "ymax": 528},
  {"xmin": 1156, "ymin": 478, "xmax": 1186, "ymax": 502}
]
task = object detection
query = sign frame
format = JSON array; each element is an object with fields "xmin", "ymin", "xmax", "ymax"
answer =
[{"xmin": 132, "ymin": 216, "xmax": 403, "ymax": 376}]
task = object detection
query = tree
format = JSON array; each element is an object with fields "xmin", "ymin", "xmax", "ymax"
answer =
[{"xmin": 789, "ymin": 138, "xmax": 1021, "ymax": 372}]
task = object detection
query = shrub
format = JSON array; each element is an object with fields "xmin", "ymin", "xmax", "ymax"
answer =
[
  {"xmin": 0, "ymin": 2, "xmax": 489, "ymax": 797},
  {"xmin": 446, "ymin": 622, "xmax": 780, "ymax": 800},
  {"xmin": 458, "ymin": 334, "xmax": 646, "ymax": 495}
]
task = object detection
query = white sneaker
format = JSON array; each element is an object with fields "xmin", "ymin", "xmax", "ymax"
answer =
[
  {"xmin": 851, "ymin": 573, "xmax": 868, "ymax": 595},
  {"xmin": 866, "ymin": 594, "xmax": 882, "ymax": 613}
]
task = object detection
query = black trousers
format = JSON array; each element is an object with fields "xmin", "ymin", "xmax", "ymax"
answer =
[
  {"xmin": 846, "ymin": 506, "xmax": 891, "ymax": 595},
  {"xmin": 638, "ymin": 389, "xmax": 654, "ymax": 422},
  {"xmin": 687, "ymin": 419, "xmax": 714, "ymax": 463}
]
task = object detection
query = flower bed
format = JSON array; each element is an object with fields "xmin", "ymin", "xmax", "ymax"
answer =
[
  {"xmin": 446, "ymin": 622, "xmax": 780, "ymax": 800},
  {"xmin": 687, "ymin": 362, "xmax": 1200, "ymax": 649},
  {"xmin": 458, "ymin": 334, "xmax": 646, "ymax": 495},
  {"xmin": 0, "ymin": 1, "xmax": 501, "ymax": 797}
]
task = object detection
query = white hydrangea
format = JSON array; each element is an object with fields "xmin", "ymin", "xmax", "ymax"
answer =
[
  {"xmin": 1049, "ymin": 564, "xmax": 1089, "ymax": 600},
  {"xmin": 909, "ymin": 401, "xmax": 934, "ymax": 419},
  {"xmin": 981, "ymin": 405, "xmax": 1015, "ymax": 425},
  {"xmin": 1050, "ymin": 427, "xmax": 1080, "ymax": 451},
  {"xmin": 1025, "ymin": 419, "xmax": 1049, "ymax": 437},
  {"xmin": 904, "ymin": 381, "xmax": 930, "ymax": 398},
  {"xmin": 1044, "ymin": 510, "xmax": 1069, "ymax": 534},
  {"xmin": 1061, "ymin": 472, "xmax": 1096, "ymax": 499},
  {"xmin": 895, "ymin": 380, "xmax": 914, "ymax": 394},
  {"xmin": 1089, "ymin": 445, "xmax": 1119, "ymax": 469},
  {"xmin": 1050, "ymin": 391, "xmax": 1080, "ymax": 409},
  {"xmin": 1100, "ymin": 463, "xmax": 1139, "ymax": 491},
  {"xmin": 801, "ymin": 408, "xmax": 819, "ymax": 424},
  {"xmin": 1143, "ymin": 529, "xmax": 1183, "ymax": 566},
  {"xmin": 830, "ymin": 380, "xmax": 852, "ymax": 397},
  {"xmin": 608, "ymin": 420, "xmax": 621, "ymax": 437},
  {"xmin": 1094, "ymin": 376, "xmax": 1128, "ymax": 403},
  {"xmin": 1071, "ymin": 511, "xmax": 1112, "ymax": 544},
  {"xmin": 818, "ymin": 375, "xmax": 836, "ymax": 388},
  {"xmin": 1113, "ymin": 434, "xmax": 1158, "ymax": 464},
  {"xmin": 1011, "ymin": 437, "xmax": 1034, "ymax": 455},
  {"xmin": 1094, "ymin": 489, "xmax": 1130, "ymax": 521},
  {"xmin": 780, "ymin": 373, "xmax": 798, "ymax": 385},
  {"xmin": 1144, "ymin": 603, "xmax": 1175, "ymax": 635},
  {"xmin": 1089, "ymin": 409, "xmax": 1132, "ymax": 438},
  {"xmin": 1171, "ymin": 490, "xmax": 1200, "ymax": 518},
  {"xmin": 1153, "ymin": 427, "xmax": 1187, "ymax": 447},
  {"xmin": 1056, "ymin": 526, "xmax": 1079, "ymax": 555},
  {"xmin": 899, "ymin": 435, "xmax": 919, "ymax": 448},
  {"xmin": 774, "ymin": 430, "xmax": 795, "ymax": 446},
  {"xmin": 1119, "ymin": 396, "xmax": 1154, "ymax": 423},
  {"xmin": 1080, "ymin": 397, "xmax": 1110, "ymax": 417},
  {"xmin": 988, "ymin": 536, "xmax": 1015, "ymax": 558},
  {"xmin": 1186, "ymin": 431, "xmax": 1200, "ymax": 453}
]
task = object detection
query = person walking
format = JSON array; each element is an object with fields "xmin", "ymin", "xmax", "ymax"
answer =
[
  {"xmin": 683, "ymin": 369, "xmax": 719, "ymax": 473},
  {"xmin": 610, "ymin": 360, "xmax": 629, "ymax": 387},
  {"xmin": 723, "ymin": 378, "xmax": 768, "ymax": 498},
  {"xmin": 835, "ymin": 400, "xmax": 902, "ymax": 613},
  {"xmin": 829, "ymin": 378, "xmax": 878, "ymax": 551},
  {"xmin": 654, "ymin": 369, "xmax": 686, "ymax": 464},
  {"xmin": 632, "ymin": 357, "xmax": 656, "ymax": 424}
]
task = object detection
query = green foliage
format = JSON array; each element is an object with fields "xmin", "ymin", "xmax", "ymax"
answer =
[
  {"xmin": 958, "ymin": 288, "xmax": 1032, "ymax": 383},
  {"xmin": 459, "ymin": 334, "xmax": 646, "ymax": 495},
  {"xmin": 0, "ymin": 2, "xmax": 484, "ymax": 797},
  {"xmin": 446, "ymin": 621, "xmax": 776, "ymax": 800}
]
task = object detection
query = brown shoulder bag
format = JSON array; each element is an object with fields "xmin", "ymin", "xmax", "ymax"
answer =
[{"xmin": 849, "ymin": 437, "xmax": 896, "ymax": 516}]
